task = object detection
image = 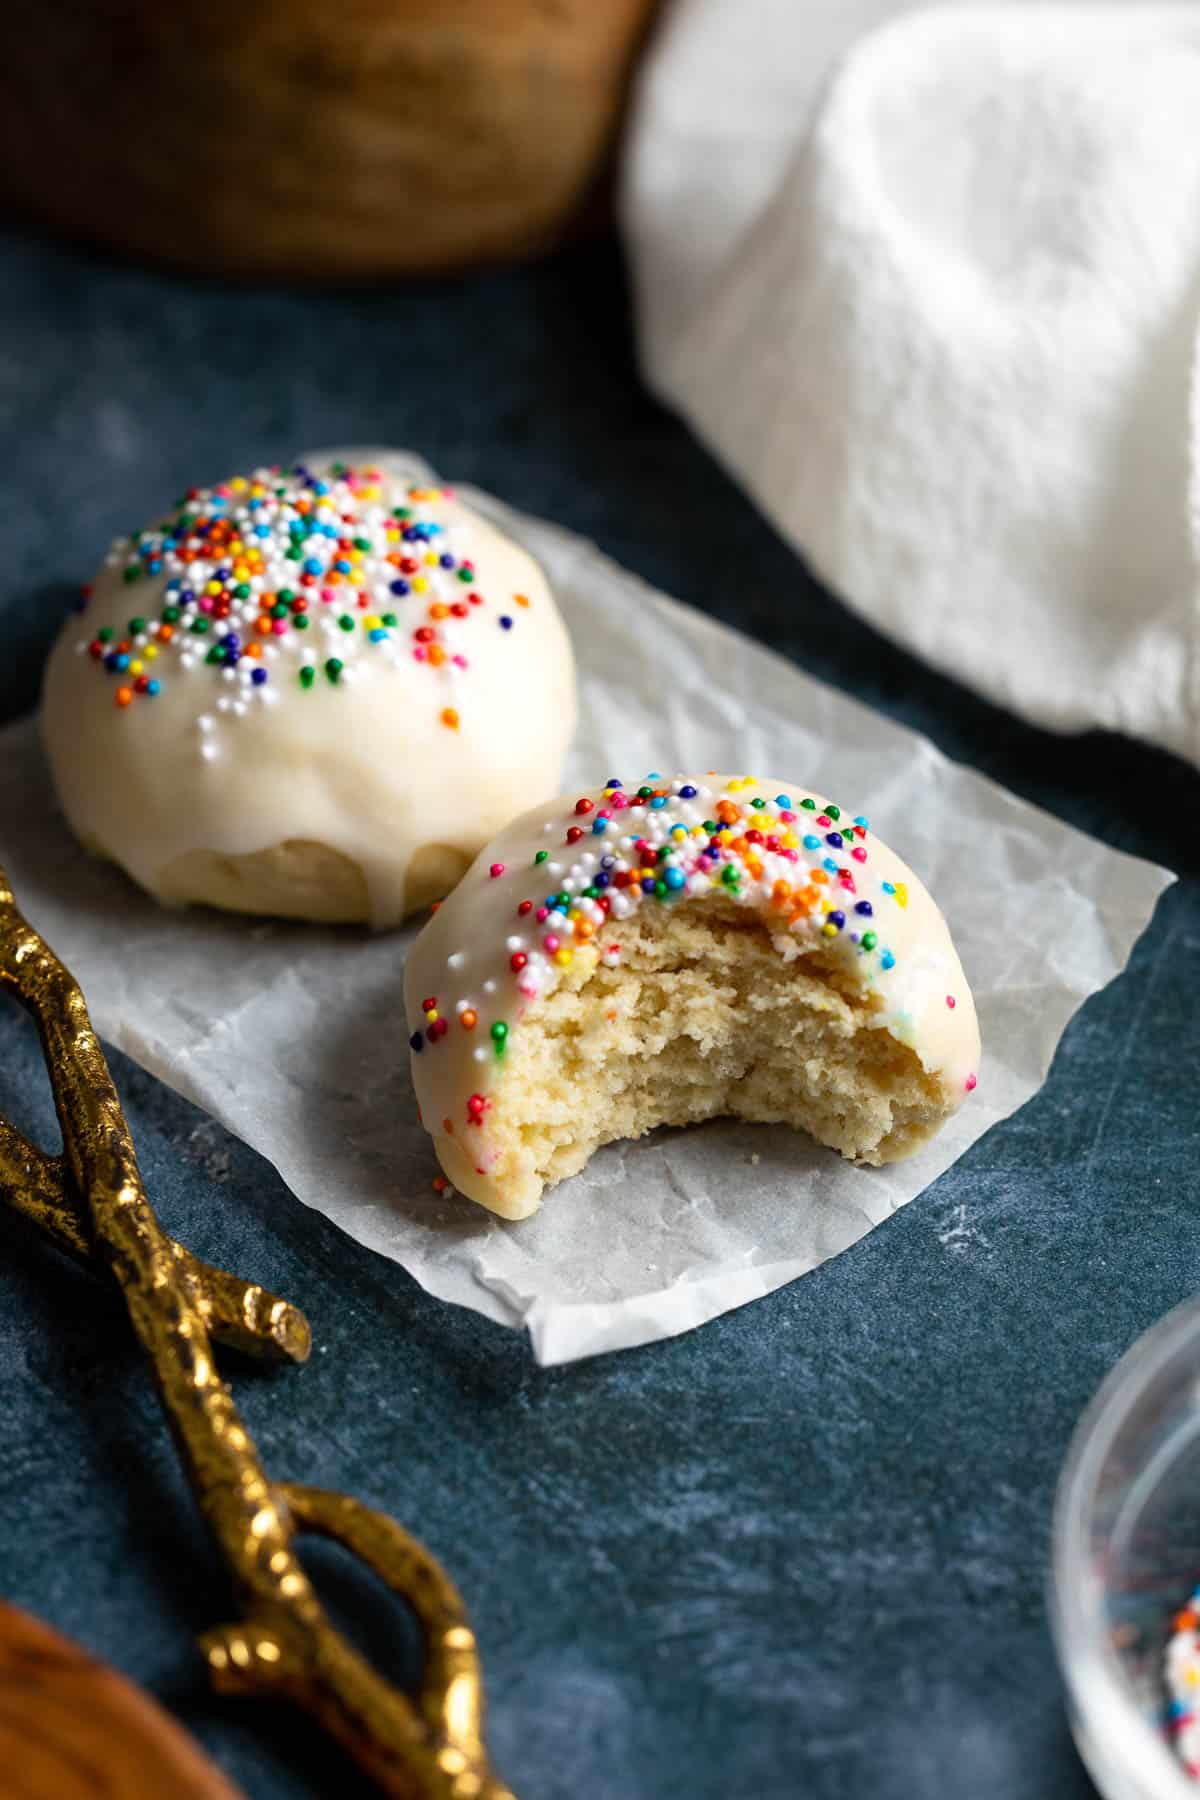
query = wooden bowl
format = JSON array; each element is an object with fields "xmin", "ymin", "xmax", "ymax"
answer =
[
  {"xmin": 0, "ymin": 0, "xmax": 656, "ymax": 278},
  {"xmin": 0, "ymin": 1602, "xmax": 244, "ymax": 1798}
]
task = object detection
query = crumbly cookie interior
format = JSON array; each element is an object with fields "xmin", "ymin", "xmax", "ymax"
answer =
[{"xmin": 480, "ymin": 897, "xmax": 948, "ymax": 1215}]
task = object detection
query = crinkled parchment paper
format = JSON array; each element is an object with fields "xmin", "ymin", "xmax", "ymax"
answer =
[{"xmin": 0, "ymin": 452, "xmax": 1174, "ymax": 1363}]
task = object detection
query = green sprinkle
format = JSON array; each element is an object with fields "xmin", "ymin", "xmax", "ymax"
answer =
[
  {"xmin": 534, "ymin": 850, "xmax": 549, "ymax": 865},
  {"xmin": 583, "ymin": 885, "xmax": 599, "ymax": 899},
  {"xmin": 285, "ymin": 546, "xmax": 302, "ymax": 561},
  {"xmin": 750, "ymin": 797, "xmax": 766, "ymax": 809},
  {"xmin": 337, "ymin": 614, "xmax": 355, "ymax": 632},
  {"xmin": 324, "ymin": 657, "xmax": 343, "ymax": 684},
  {"xmin": 123, "ymin": 566, "xmax": 141, "ymax": 583},
  {"xmin": 353, "ymin": 536, "xmax": 370, "ymax": 552},
  {"xmin": 161, "ymin": 606, "xmax": 180, "ymax": 624},
  {"xmin": 490, "ymin": 1021, "xmax": 508, "ymax": 1055},
  {"xmin": 97, "ymin": 626, "xmax": 114, "ymax": 644},
  {"xmin": 271, "ymin": 602, "xmax": 288, "ymax": 619},
  {"xmin": 331, "ymin": 461, "xmax": 348, "ymax": 475},
  {"xmin": 235, "ymin": 583, "xmax": 251, "ymax": 600},
  {"xmin": 721, "ymin": 865, "xmax": 739, "ymax": 887},
  {"xmin": 381, "ymin": 612, "xmax": 397, "ymax": 627},
  {"xmin": 826, "ymin": 803, "xmax": 840, "ymax": 821},
  {"xmin": 278, "ymin": 588, "xmax": 295, "ymax": 603},
  {"xmin": 393, "ymin": 506, "xmax": 411, "ymax": 519},
  {"xmin": 293, "ymin": 614, "xmax": 309, "ymax": 630},
  {"xmin": 128, "ymin": 616, "xmax": 146, "ymax": 634},
  {"xmin": 861, "ymin": 931, "xmax": 877, "ymax": 951},
  {"xmin": 638, "ymin": 786, "xmax": 653, "ymax": 799},
  {"xmin": 299, "ymin": 666, "xmax": 315, "ymax": 689},
  {"xmin": 190, "ymin": 617, "xmax": 209, "ymax": 635},
  {"xmin": 205, "ymin": 645, "xmax": 222, "ymax": 665},
  {"xmin": 654, "ymin": 880, "xmax": 668, "ymax": 899},
  {"xmin": 801, "ymin": 798, "xmax": 817, "ymax": 811},
  {"xmin": 702, "ymin": 820, "xmax": 717, "ymax": 834},
  {"xmin": 456, "ymin": 568, "xmax": 473, "ymax": 582}
]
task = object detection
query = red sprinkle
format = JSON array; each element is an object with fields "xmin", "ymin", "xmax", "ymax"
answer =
[{"xmin": 489, "ymin": 863, "xmax": 505, "ymax": 879}]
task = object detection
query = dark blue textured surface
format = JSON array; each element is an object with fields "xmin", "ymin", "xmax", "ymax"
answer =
[{"xmin": 0, "ymin": 226, "xmax": 1196, "ymax": 1800}]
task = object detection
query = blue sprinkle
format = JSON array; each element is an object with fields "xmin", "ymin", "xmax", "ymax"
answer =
[
  {"xmin": 881, "ymin": 949, "xmax": 896, "ymax": 971},
  {"xmin": 220, "ymin": 632, "xmax": 239, "ymax": 648},
  {"xmin": 255, "ymin": 524, "xmax": 271, "ymax": 537},
  {"xmin": 882, "ymin": 880, "xmax": 896, "ymax": 894},
  {"xmin": 369, "ymin": 628, "xmax": 389, "ymax": 643},
  {"xmin": 499, "ymin": 616, "xmax": 513, "ymax": 630},
  {"xmin": 647, "ymin": 772, "xmax": 662, "ymax": 780},
  {"xmin": 828, "ymin": 910, "xmax": 845, "ymax": 929},
  {"xmin": 402, "ymin": 526, "xmax": 418, "ymax": 542},
  {"xmin": 592, "ymin": 818, "xmax": 608, "ymax": 834},
  {"xmin": 389, "ymin": 579, "xmax": 410, "ymax": 597},
  {"xmin": 826, "ymin": 832, "xmax": 843, "ymax": 849},
  {"xmin": 854, "ymin": 901, "xmax": 873, "ymax": 917},
  {"xmin": 775, "ymin": 794, "xmax": 792, "ymax": 808},
  {"xmin": 114, "ymin": 652, "xmax": 130, "ymax": 671},
  {"xmin": 251, "ymin": 667, "xmax": 268, "ymax": 686},
  {"xmin": 650, "ymin": 796, "xmax": 667, "ymax": 809},
  {"xmin": 145, "ymin": 678, "xmax": 160, "ymax": 696},
  {"xmin": 854, "ymin": 815, "xmax": 869, "ymax": 829},
  {"xmin": 335, "ymin": 559, "xmax": 352, "ymax": 575},
  {"xmin": 664, "ymin": 867, "xmax": 686, "ymax": 891},
  {"xmin": 822, "ymin": 857, "xmax": 838, "ymax": 874},
  {"xmin": 678, "ymin": 784, "xmax": 697, "ymax": 799},
  {"xmin": 606, "ymin": 778, "xmax": 623, "ymax": 789},
  {"xmin": 409, "ymin": 1033, "xmax": 423, "ymax": 1054},
  {"xmin": 641, "ymin": 878, "xmax": 657, "ymax": 894},
  {"xmin": 803, "ymin": 834, "xmax": 821, "ymax": 850},
  {"xmin": 303, "ymin": 557, "xmax": 322, "ymax": 576},
  {"xmin": 594, "ymin": 872, "xmax": 610, "ymax": 889},
  {"xmin": 439, "ymin": 553, "xmax": 456, "ymax": 568}
]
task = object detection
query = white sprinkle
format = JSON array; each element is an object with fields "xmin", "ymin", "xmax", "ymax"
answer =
[
  {"xmin": 482, "ymin": 979, "xmax": 497, "ymax": 995},
  {"xmin": 197, "ymin": 714, "xmax": 214, "ymax": 734},
  {"xmin": 505, "ymin": 936, "xmax": 524, "ymax": 952},
  {"xmin": 447, "ymin": 952, "xmax": 466, "ymax": 971}
]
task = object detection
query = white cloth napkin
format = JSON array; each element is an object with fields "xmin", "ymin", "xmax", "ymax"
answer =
[{"xmin": 622, "ymin": 2, "xmax": 1200, "ymax": 764}]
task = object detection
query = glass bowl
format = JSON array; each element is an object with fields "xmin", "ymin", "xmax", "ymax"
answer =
[{"xmin": 1052, "ymin": 1297, "xmax": 1200, "ymax": 1800}]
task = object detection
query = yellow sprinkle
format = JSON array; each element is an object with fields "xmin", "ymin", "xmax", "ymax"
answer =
[
  {"xmin": 424, "ymin": 551, "xmax": 438, "ymax": 566},
  {"xmin": 553, "ymin": 948, "xmax": 573, "ymax": 967},
  {"xmin": 363, "ymin": 615, "xmax": 381, "ymax": 630},
  {"xmin": 129, "ymin": 659, "xmax": 143, "ymax": 675},
  {"xmin": 230, "ymin": 476, "xmax": 248, "ymax": 492},
  {"xmin": 425, "ymin": 1008, "xmax": 439, "ymax": 1023},
  {"xmin": 822, "ymin": 922, "xmax": 838, "ymax": 938},
  {"xmin": 205, "ymin": 580, "xmax": 222, "ymax": 596},
  {"xmin": 894, "ymin": 882, "xmax": 909, "ymax": 909},
  {"xmin": 143, "ymin": 644, "xmax": 158, "ymax": 661},
  {"xmin": 671, "ymin": 825, "xmax": 687, "ymax": 840},
  {"xmin": 413, "ymin": 577, "xmax": 428, "ymax": 593}
]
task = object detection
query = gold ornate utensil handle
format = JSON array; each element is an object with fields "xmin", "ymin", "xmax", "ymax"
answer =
[{"xmin": 0, "ymin": 858, "xmax": 513, "ymax": 1800}]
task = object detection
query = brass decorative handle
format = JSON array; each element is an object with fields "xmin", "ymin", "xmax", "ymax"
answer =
[{"xmin": 0, "ymin": 858, "xmax": 513, "ymax": 1800}]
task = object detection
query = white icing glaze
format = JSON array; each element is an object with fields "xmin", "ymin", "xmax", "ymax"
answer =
[
  {"xmin": 41, "ymin": 458, "xmax": 576, "ymax": 928},
  {"xmin": 404, "ymin": 773, "xmax": 981, "ymax": 1216}
]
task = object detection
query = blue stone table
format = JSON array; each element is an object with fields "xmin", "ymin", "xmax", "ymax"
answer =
[{"xmin": 0, "ymin": 227, "xmax": 1194, "ymax": 1800}]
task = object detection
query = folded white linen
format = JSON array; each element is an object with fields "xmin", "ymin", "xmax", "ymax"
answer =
[{"xmin": 622, "ymin": 3, "xmax": 1200, "ymax": 763}]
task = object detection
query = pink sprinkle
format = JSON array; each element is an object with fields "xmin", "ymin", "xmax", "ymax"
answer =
[
  {"xmin": 452, "ymin": 654, "xmax": 468, "ymax": 669},
  {"xmin": 543, "ymin": 935, "xmax": 560, "ymax": 953},
  {"xmin": 782, "ymin": 848, "xmax": 799, "ymax": 863},
  {"xmin": 946, "ymin": 995, "xmax": 957, "ymax": 1009},
  {"xmin": 536, "ymin": 906, "xmax": 550, "ymax": 922},
  {"xmin": 965, "ymin": 1073, "xmax": 977, "ymax": 1092},
  {"xmin": 610, "ymin": 793, "xmax": 629, "ymax": 810},
  {"xmin": 198, "ymin": 596, "xmax": 215, "ymax": 614},
  {"xmin": 816, "ymin": 815, "xmax": 831, "ymax": 828},
  {"xmin": 413, "ymin": 647, "xmax": 427, "ymax": 662},
  {"xmin": 851, "ymin": 847, "xmax": 868, "ymax": 863},
  {"xmin": 271, "ymin": 618, "xmax": 287, "ymax": 635},
  {"xmin": 518, "ymin": 981, "xmax": 537, "ymax": 998},
  {"xmin": 320, "ymin": 588, "xmax": 336, "ymax": 603},
  {"xmin": 489, "ymin": 863, "xmax": 505, "ymax": 879},
  {"xmin": 778, "ymin": 810, "xmax": 796, "ymax": 823}
]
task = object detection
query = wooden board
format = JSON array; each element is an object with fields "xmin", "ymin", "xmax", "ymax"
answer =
[{"xmin": 0, "ymin": 1602, "xmax": 244, "ymax": 1799}]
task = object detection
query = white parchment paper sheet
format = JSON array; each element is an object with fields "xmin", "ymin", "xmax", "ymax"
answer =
[{"xmin": 0, "ymin": 454, "xmax": 1174, "ymax": 1363}]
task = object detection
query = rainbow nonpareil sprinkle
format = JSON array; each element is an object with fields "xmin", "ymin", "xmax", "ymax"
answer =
[
  {"xmin": 74, "ymin": 463, "xmax": 528, "ymax": 730},
  {"xmin": 407, "ymin": 774, "xmax": 949, "ymax": 1088}
]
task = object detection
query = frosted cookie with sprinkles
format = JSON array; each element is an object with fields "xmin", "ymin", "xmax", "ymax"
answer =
[
  {"xmin": 41, "ymin": 459, "xmax": 576, "ymax": 926},
  {"xmin": 404, "ymin": 774, "xmax": 980, "ymax": 1218}
]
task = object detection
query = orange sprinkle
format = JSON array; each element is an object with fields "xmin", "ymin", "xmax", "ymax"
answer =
[
  {"xmin": 440, "ymin": 706, "xmax": 459, "ymax": 730},
  {"xmin": 430, "ymin": 900, "xmax": 442, "ymax": 913},
  {"xmin": 432, "ymin": 1176, "xmax": 450, "ymax": 1194},
  {"xmin": 460, "ymin": 1009, "xmax": 477, "ymax": 1030},
  {"xmin": 255, "ymin": 616, "xmax": 272, "ymax": 635},
  {"xmin": 771, "ymin": 880, "xmax": 792, "ymax": 906},
  {"xmin": 574, "ymin": 920, "xmax": 596, "ymax": 941},
  {"xmin": 158, "ymin": 623, "xmax": 174, "ymax": 642},
  {"xmin": 716, "ymin": 799, "xmax": 739, "ymax": 825},
  {"xmin": 115, "ymin": 686, "xmax": 133, "ymax": 708},
  {"xmin": 514, "ymin": 592, "xmax": 530, "ymax": 608},
  {"xmin": 429, "ymin": 603, "xmax": 450, "ymax": 621},
  {"xmin": 428, "ymin": 645, "xmax": 447, "ymax": 667},
  {"xmin": 810, "ymin": 868, "xmax": 828, "ymax": 886},
  {"xmin": 443, "ymin": 1117, "xmax": 454, "ymax": 1135}
]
